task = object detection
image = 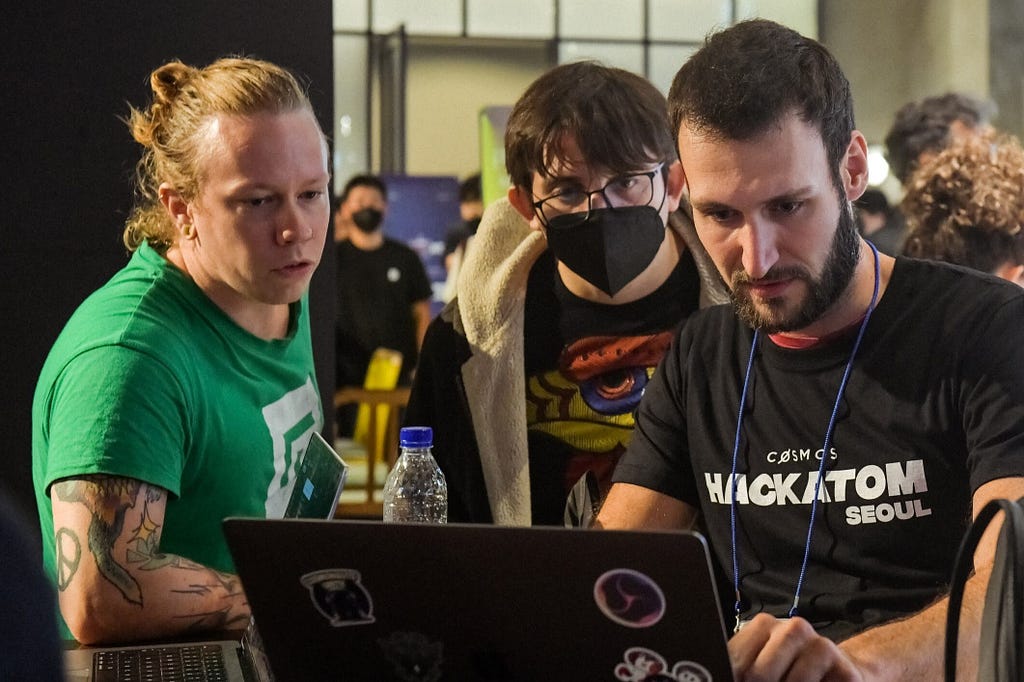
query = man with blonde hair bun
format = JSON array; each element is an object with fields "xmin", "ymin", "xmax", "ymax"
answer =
[{"xmin": 33, "ymin": 56, "xmax": 330, "ymax": 644}]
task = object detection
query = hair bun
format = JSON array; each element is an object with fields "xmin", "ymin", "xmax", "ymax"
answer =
[{"xmin": 150, "ymin": 60, "xmax": 196, "ymax": 106}]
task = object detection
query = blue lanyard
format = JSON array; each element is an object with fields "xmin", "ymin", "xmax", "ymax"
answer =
[{"xmin": 728, "ymin": 241, "xmax": 881, "ymax": 633}]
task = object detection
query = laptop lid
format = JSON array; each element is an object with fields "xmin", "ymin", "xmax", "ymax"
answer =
[
  {"xmin": 223, "ymin": 518, "xmax": 734, "ymax": 681},
  {"xmin": 283, "ymin": 431, "xmax": 348, "ymax": 520}
]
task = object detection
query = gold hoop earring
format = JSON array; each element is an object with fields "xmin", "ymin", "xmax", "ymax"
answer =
[{"xmin": 181, "ymin": 223, "xmax": 194, "ymax": 238}]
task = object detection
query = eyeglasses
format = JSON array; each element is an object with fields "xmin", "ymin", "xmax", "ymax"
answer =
[{"xmin": 531, "ymin": 164, "xmax": 664, "ymax": 227}]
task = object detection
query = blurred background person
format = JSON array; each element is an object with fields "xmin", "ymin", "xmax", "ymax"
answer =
[
  {"xmin": 884, "ymin": 92, "xmax": 997, "ymax": 187},
  {"xmin": 877, "ymin": 92, "xmax": 999, "ymax": 263},
  {"xmin": 333, "ymin": 174, "xmax": 433, "ymax": 401},
  {"xmin": 901, "ymin": 132, "xmax": 1024, "ymax": 285},
  {"xmin": 442, "ymin": 172, "xmax": 484, "ymax": 303},
  {"xmin": 854, "ymin": 187, "xmax": 904, "ymax": 256},
  {"xmin": 444, "ymin": 172, "xmax": 485, "ymax": 270}
]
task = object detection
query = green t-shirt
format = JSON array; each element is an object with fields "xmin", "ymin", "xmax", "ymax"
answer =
[{"xmin": 33, "ymin": 242, "xmax": 323, "ymax": 594}]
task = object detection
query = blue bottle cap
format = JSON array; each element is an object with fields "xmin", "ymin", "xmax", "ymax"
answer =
[{"xmin": 399, "ymin": 426, "xmax": 433, "ymax": 448}]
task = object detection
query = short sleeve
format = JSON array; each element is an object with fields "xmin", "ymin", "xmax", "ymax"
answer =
[
  {"xmin": 960, "ymin": 294, "xmax": 1024, "ymax": 490},
  {"xmin": 41, "ymin": 345, "xmax": 188, "ymax": 496}
]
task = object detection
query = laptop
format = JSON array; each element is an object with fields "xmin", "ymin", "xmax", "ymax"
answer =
[
  {"xmin": 63, "ymin": 431, "xmax": 348, "ymax": 682},
  {"xmin": 283, "ymin": 431, "xmax": 350, "ymax": 520},
  {"xmin": 222, "ymin": 518, "xmax": 735, "ymax": 681}
]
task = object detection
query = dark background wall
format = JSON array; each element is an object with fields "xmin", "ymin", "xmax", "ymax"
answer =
[{"xmin": 0, "ymin": 3, "xmax": 336, "ymax": 539}]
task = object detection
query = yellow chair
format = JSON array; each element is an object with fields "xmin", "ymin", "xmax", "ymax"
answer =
[
  {"xmin": 333, "ymin": 385, "xmax": 411, "ymax": 518},
  {"xmin": 333, "ymin": 348, "xmax": 408, "ymax": 518},
  {"xmin": 352, "ymin": 348, "xmax": 403, "ymax": 457}
]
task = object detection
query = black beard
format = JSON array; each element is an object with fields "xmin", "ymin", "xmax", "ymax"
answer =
[{"xmin": 730, "ymin": 200, "xmax": 861, "ymax": 333}]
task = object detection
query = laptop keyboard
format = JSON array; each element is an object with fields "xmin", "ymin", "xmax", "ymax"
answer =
[{"xmin": 93, "ymin": 644, "xmax": 229, "ymax": 681}]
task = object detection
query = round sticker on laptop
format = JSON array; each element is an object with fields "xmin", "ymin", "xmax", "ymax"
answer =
[{"xmin": 593, "ymin": 568, "xmax": 666, "ymax": 628}]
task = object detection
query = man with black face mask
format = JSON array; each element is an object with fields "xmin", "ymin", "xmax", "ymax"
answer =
[
  {"xmin": 405, "ymin": 62, "xmax": 729, "ymax": 526},
  {"xmin": 333, "ymin": 175, "xmax": 432, "ymax": 408}
]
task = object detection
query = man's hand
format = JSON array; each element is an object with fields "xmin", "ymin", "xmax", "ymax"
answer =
[{"xmin": 729, "ymin": 614, "xmax": 865, "ymax": 682}]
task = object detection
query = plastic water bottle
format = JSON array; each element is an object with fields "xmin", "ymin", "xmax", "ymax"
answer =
[{"xmin": 382, "ymin": 426, "xmax": 448, "ymax": 523}]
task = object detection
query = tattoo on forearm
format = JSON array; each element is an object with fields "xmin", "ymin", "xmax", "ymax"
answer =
[
  {"xmin": 126, "ymin": 496, "xmax": 172, "ymax": 568},
  {"xmin": 172, "ymin": 571, "xmax": 243, "ymax": 598},
  {"xmin": 125, "ymin": 501, "xmax": 207, "ymax": 574},
  {"xmin": 54, "ymin": 527, "xmax": 82, "ymax": 591},
  {"xmin": 53, "ymin": 477, "xmax": 245, "ymax": 631},
  {"xmin": 179, "ymin": 607, "xmax": 251, "ymax": 633},
  {"xmin": 174, "ymin": 571, "xmax": 249, "ymax": 631},
  {"xmin": 54, "ymin": 477, "xmax": 145, "ymax": 605}
]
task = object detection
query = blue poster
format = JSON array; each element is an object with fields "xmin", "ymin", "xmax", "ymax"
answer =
[{"xmin": 380, "ymin": 174, "xmax": 460, "ymax": 317}]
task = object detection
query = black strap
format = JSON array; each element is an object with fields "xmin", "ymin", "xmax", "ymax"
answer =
[
  {"xmin": 978, "ymin": 497, "xmax": 1024, "ymax": 681},
  {"xmin": 944, "ymin": 496, "xmax": 1024, "ymax": 681},
  {"xmin": 563, "ymin": 470, "xmax": 602, "ymax": 528}
]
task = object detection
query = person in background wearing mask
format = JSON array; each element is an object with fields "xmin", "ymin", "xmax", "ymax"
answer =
[
  {"xmin": 441, "ymin": 172, "xmax": 485, "ymax": 303},
  {"xmin": 333, "ymin": 175, "xmax": 432, "ymax": 405},
  {"xmin": 405, "ymin": 61, "xmax": 728, "ymax": 526}
]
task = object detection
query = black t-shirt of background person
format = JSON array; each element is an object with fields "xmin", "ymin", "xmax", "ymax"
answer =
[{"xmin": 335, "ymin": 239, "xmax": 433, "ymax": 388}]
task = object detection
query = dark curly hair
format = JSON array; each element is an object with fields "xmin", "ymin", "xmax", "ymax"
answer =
[
  {"xmin": 901, "ymin": 133, "xmax": 1024, "ymax": 274},
  {"xmin": 883, "ymin": 93, "xmax": 996, "ymax": 185}
]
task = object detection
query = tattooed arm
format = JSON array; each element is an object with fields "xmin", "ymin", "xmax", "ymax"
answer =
[{"xmin": 50, "ymin": 475, "xmax": 250, "ymax": 645}]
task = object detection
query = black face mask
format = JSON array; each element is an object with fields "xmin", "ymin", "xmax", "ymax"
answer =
[
  {"xmin": 351, "ymin": 208, "xmax": 384, "ymax": 233},
  {"xmin": 545, "ymin": 205, "xmax": 666, "ymax": 297}
]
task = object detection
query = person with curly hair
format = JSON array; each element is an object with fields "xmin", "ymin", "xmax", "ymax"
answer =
[{"xmin": 901, "ymin": 133, "xmax": 1024, "ymax": 285}]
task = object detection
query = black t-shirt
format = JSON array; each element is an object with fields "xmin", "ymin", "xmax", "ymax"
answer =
[
  {"xmin": 335, "ymin": 239, "xmax": 433, "ymax": 386},
  {"xmin": 614, "ymin": 257, "xmax": 1024, "ymax": 639},
  {"xmin": 522, "ymin": 248, "xmax": 702, "ymax": 524}
]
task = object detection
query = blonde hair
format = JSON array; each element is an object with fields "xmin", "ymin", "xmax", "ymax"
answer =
[
  {"xmin": 901, "ymin": 132, "xmax": 1024, "ymax": 274},
  {"xmin": 123, "ymin": 56, "xmax": 316, "ymax": 252}
]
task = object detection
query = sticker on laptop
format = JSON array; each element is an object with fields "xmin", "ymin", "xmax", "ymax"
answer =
[
  {"xmin": 614, "ymin": 647, "xmax": 712, "ymax": 682},
  {"xmin": 301, "ymin": 568, "xmax": 375, "ymax": 627},
  {"xmin": 378, "ymin": 631, "xmax": 444, "ymax": 682},
  {"xmin": 593, "ymin": 568, "xmax": 666, "ymax": 628}
]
